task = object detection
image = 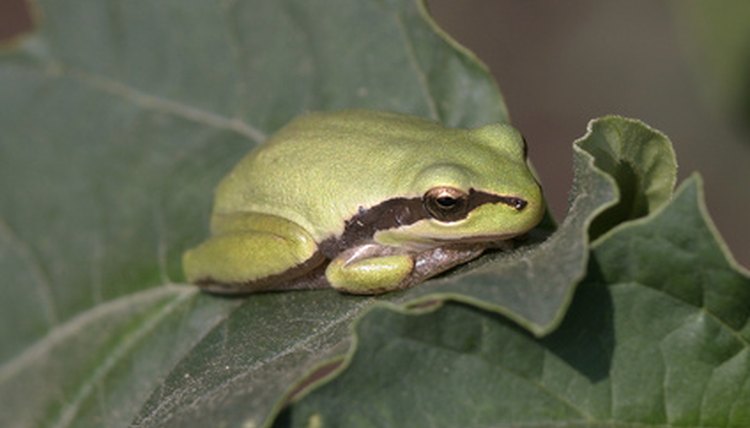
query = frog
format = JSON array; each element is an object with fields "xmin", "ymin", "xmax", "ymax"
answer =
[{"xmin": 182, "ymin": 109, "xmax": 544, "ymax": 295}]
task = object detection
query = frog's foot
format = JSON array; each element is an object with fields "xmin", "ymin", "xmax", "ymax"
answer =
[{"xmin": 325, "ymin": 244, "xmax": 484, "ymax": 295}]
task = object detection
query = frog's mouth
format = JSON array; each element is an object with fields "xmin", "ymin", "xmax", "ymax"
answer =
[
  {"xmin": 428, "ymin": 232, "xmax": 523, "ymax": 244},
  {"xmin": 376, "ymin": 230, "xmax": 525, "ymax": 252}
]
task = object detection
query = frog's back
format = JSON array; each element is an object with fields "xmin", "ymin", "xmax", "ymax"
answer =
[{"xmin": 213, "ymin": 110, "xmax": 487, "ymax": 240}]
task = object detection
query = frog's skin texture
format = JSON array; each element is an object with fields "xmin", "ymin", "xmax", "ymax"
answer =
[{"xmin": 183, "ymin": 110, "xmax": 544, "ymax": 295}]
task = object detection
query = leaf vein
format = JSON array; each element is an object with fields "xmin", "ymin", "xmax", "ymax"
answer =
[
  {"xmin": 52, "ymin": 286, "xmax": 197, "ymax": 428},
  {"xmin": 0, "ymin": 284, "xmax": 193, "ymax": 385},
  {"xmin": 634, "ymin": 276, "xmax": 750, "ymax": 349},
  {"xmin": 0, "ymin": 216, "xmax": 59, "ymax": 326},
  {"xmin": 389, "ymin": 330, "xmax": 593, "ymax": 423},
  {"xmin": 137, "ymin": 298, "xmax": 375, "ymax": 425},
  {"xmin": 50, "ymin": 62, "xmax": 267, "ymax": 144}
]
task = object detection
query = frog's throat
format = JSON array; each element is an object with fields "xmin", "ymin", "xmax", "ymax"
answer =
[{"xmin": 317, "ymin": 189, "xmax": 525, "ymax": 258}]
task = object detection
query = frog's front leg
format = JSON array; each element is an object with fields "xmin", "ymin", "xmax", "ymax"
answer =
[{"xmin": 326, "ymin": 244, "xmax": 484, "ymax": 295}]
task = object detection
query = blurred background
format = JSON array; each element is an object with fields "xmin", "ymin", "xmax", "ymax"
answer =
[{"xmin": 2, "ymin": 0, "xmax": 748, "ymax": 267}]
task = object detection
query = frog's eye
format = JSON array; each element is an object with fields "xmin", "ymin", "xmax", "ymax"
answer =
[{"xmin": 423, "ymin": 187, "xmax": 469, "ymax": 222}]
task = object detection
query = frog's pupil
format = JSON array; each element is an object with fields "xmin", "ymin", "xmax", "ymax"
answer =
[
  {"xmin": 423, "ymin": 187, "xmax": 469, "ymax": 222},
  {"xmin": 436, "ymin": 197, "xmax": 456, "ymax": 208}
]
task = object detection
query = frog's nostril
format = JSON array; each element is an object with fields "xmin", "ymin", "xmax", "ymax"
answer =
[
  {"xmin": 513, "ymin": 198, "xmax": 527, "ymax": 211},
  {"xmin": 500, "ymin": 197, "xmax": 527, "ymax": 211}
]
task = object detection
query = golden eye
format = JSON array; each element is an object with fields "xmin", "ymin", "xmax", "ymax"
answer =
[{"xmin": 423, "ymin": 187, "xmax": 469, "ymax": 222}]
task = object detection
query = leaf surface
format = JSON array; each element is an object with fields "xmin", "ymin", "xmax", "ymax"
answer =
[
  {"xmin": 280, "ymin": 176, "xmax": 750, "ymax": 428},
  {"xmin": 0, "ymin": 1, "xmax": 510, "ymax": 426},
  {"xmin": 0, "ymin": 1, "xmax": 682, "ymax": 428}
]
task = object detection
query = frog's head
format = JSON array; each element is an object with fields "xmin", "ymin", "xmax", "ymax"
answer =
[{"xmin": 374, "ymin": 123, "xmax": 544, "ymax": 249}]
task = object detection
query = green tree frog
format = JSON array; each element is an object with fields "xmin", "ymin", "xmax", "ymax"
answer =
[{"xmin": 183, "ymin": 110, "xmax": 544, "ymax": 295}]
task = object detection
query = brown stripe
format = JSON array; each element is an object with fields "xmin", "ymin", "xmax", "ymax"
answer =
[
  {"xmin": 319, "ymin": 189, "xmax": 525, "ymax": 257},
  {"xmin": 195, "ymin": 189, "xmax": 525, "ymax": 294}
]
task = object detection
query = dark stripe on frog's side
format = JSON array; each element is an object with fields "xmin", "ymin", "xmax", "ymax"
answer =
[
  {"xmin": 318, "ymin": 189, "xmax": 526, "ymax": 258},
  {"xmin": 196, "ymin": 189, "xmax": 524, "ymax": 294}
]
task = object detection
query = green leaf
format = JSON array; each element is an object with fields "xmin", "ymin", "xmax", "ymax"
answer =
[
  {"xmin": 0, "ymin": 2, "xmax": 683, "ymax": 428},
  {"xmin": 576, "ymin": 116, "xmax": 677, "ymax": 241},
  {"xmin": 279, "ymin": 176, "xmax": 750, "ymax": 427},
  {"xmin": 0, "ymin": 0, "xmax": 517, "ymax": 427}
]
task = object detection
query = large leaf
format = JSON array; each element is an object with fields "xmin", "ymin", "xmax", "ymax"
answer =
[
  {"xmin": 1, "ymin": 1, "xmax": 566, "ymax": 427},
  {"xmin": 279, "ymin": 176, "xmax": 750, "ymax": 427},
  {"xmin": 0, "ymin": 2, "xmax": 679, "ymax": 428}
]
